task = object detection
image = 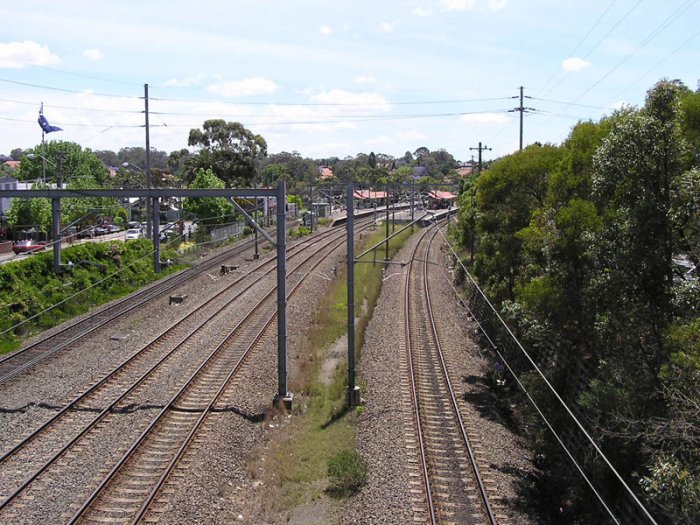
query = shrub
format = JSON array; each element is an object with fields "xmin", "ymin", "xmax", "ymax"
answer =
[{"xmin": 326, "ymin": 450, "xmax": 368, "ymax": 497}]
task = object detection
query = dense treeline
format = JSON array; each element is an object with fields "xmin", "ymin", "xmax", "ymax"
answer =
[{"xmin": 457, "ymin": 80, "xmax": 700, "ymax": 523}]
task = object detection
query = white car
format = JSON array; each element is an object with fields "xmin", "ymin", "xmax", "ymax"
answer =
[{"xmin": 124, "ymin": 228, "xmax": 143, "ymax": 241}]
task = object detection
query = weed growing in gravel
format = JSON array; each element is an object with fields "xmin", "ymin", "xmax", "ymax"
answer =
[{"xmin": 326, "ymin": 450, "xmax": 368, "ymax": 498}]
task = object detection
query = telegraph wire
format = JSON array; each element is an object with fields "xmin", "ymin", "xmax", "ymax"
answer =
[
  {"xmin": 605, "ymin": 25, "xmax": 700, "ymax": 106},
  {"xmin": 529, "ymin": 0, "xmax": 699, "ymax": 143},
  {"xmin": 0, "ymin": 97, "xmax": 142, "ymax": 114},
  {"xmin": 537, "ymin": 0, "xmax": 620, "ymax": 96},
  {"xmin": 0, "ymin": 78, "xmax": 142, "ymax": 99}
]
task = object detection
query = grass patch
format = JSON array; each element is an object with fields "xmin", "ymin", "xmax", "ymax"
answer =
[{"xmin": 257, "ymin": 222, "xmax": 415, "ymax": 513}]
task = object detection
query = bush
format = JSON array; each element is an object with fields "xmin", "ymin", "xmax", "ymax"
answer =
[{"xmin": 326, "ymin": 450, "xmax": 368, "ymax": 497}]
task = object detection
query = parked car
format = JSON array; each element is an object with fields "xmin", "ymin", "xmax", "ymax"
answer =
[
  {"xmin": 77, "ymin": 225, "xmax": 95, "ymax": 239},
  {"xmin": 107, "ymin": 224, "xmax": 121, "ymax": 233},
  {"xmin": 12, "ymin": 239, "xmax": 46, "ymax": 254},
  {"xmin": 94, "ymin": 225, "xmax": 110, "ymax": 236},
  {"xmin": 124, "ymin": 228, "xmax": 143, "ymax": 241}
]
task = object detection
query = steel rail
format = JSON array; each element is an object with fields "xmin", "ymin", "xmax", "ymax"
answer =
[
  {"xmin": 403, "ymin": 226, "xmax": 437, "ymax": 524},
  {"xmin": 69, "ymin": 220, "xmax": 357, "ymax": 524},
  {"xmin": 421, "ymin": 225, "xmax": 497, "ymax": 525},
  {"xmin": 0, "ymin": 220, "xmax": 373, "ymax": 515}
]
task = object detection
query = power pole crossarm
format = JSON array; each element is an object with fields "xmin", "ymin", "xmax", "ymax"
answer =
[
  {"xmin": 509, "ymin": 86, "xmax": 534, "ymax": 151},
  {"xmin": 469, "ymin": 142, "xmax": 492, "ymax": 175}
]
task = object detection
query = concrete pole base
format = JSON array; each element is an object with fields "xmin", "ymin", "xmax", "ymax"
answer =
[
  {"xmin": 349, "ymin": 386, "xmax": 362, "ymax": 407},
  {"xmin": 273, "ymin": 392, "xmax": 294, "ymax": 411}
]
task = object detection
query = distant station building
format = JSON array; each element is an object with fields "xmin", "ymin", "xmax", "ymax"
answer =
[
  {"xmin": 353, "ymin": 189, "xmax": 388, "ymax": 208},
  {"xmin": 425, "ymin": 190, "xmax": 456, "ymax": 209}
]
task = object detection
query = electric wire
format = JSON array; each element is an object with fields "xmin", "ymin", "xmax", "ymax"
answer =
[
  {"xmin": 536, "ymin": 0, "xmax": 620, "ymax": 96},
  {"xmin": 538, "ymin": 0, "xmax": 642, "ymax": 99},
  {"xmin": 434, "ymin": 224, "xmax": 658, "ymax": 525},
  {"xmin": 529, "ymin": 0, "xmax": 699, "ymax": 143}
]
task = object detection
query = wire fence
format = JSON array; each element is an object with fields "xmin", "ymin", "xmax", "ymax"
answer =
[{"xmin": 436, "ymin": 226, "xmax": 663, "ymax": 525}]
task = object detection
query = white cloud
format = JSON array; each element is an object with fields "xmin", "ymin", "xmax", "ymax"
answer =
[
  {"xmin": 0, "ymin": 40, "xmax": 60, "ymax": 68},
  {"xmin": 396, "ymin": 129, "xmax": 428, "ymax": 141},
  {"xmin": 319, "ymin": 25, "xmax": 332, "ymax": 35},
  {"xmin": 459, "ymin": 112, "xmax": 508, "ymax": 124},
  {"xmin": 488, "ymin": 0, "xmax": 508, "ymax": 9},
  {"xmin": 366, "ymin": 134, "xmax": 394, "ymax": 146},
  {"xmin": 164, "ymin": 73, "xmax": 210, "ymax": 87},
  {"xmin": 207, "ymin": 77, "xmax": 279, "ymax": 97},
  {"xmin": 440, "ymin": 0, "xmax": 477, "ymax": 12},
  {"xmin": 354, "ymin": 75, "xmax": 376, "ymax": 85},
  {"xmin": 309, "ymin": 89, "xmax": 391, "ymax": 112},
  {"xmin": 412, "ymin": 7, "xmax": 432, "ymax": 17},
  {"xmin": 82, "ymin": 48, "xmax": 103, "ymax": 61},
  {"xmin": 378, "ymin": 22, "xmax": 395, "ymax": 34},
  {"xmin": 562, "ymin": 57, "xmax": 592, "ymax": 73}
]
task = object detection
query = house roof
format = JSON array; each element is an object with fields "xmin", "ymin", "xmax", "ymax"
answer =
[
  {"xmin": 3, "ymin": 160, "xmax": 20, "ymax": 170},
  {"xmin": 426, "ymin": 190, "xmax": 456, "ymax": 200},
  {"xmin": 353, "ymin": 190, "xmax": 387, "ymax": 200},
  {"xmin": 319, "ymin": 166, "xmax": 333, "ymax": 179}
]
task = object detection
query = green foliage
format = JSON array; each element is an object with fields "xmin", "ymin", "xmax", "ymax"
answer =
[
  {"xmin": 181, "ymin": 169, "xmax": 235, "ymax": 226},
  {"xmin": 289, "ymin": 226, "xmax": 311, "ymax": 238},
  {"xmin": 454, "ymin": 78, "xmax": 700, "ymax": 522},
  {"xmin": 640, "ymin": 455, "xmax": 700, "ymax": 524},
  {"xmin": 326, "ymin": 450, "xmax": 368, "ymax": 497},
  {"xmin": 0, "ymin": 240, "xmax": 180, "ymax": 352},
  {"xmin": 186, "ymin": 119, "xmax": 267, "ymax": 187}
]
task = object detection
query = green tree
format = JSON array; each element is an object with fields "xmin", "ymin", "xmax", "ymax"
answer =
[
  {"xmin": 473, "ymin": 143, "xmax": 563, "ymax": 302},
  {"xmin": 181, "ymin": 169, "xmax": 235, "ymax": 227},
  {"xmin": 7, "ymin": 190, "xmax": 51, "ymax": 234},
  {"xmin": 186, "ymin": 120, "xmax": 267, "ymax": 187}
]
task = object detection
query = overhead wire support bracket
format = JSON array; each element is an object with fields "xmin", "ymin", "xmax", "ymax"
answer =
[{"xmin": 229, "ymin": 197, "xmax": 277, "ymax": 247}]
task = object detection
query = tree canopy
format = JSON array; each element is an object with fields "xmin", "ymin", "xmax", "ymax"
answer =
[
  {"xmin": 456, "ymin": 79, "xmax": 700, "ymax": 523},
  {"xmin": 186, "ymin": 120, "xmax": 267, "ymax": 188}
]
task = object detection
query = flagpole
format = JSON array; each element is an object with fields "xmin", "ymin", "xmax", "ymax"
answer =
[{"xmin": 40, "ymin": 103, "xmax": 46, "ymax": 184}]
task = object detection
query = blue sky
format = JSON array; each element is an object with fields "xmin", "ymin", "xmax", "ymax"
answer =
[{"xmin": 1, "ymin": 0, "xmax": 699, "ymax": 163}]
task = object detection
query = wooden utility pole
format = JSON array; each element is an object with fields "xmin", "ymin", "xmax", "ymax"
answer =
[
  {"xmin": 469, "ymin": 142, "xmax": 492, "ymax": 175},
  {"xmin": 509, "ymin": 86, "xmax": 533, "ymax": 151}
]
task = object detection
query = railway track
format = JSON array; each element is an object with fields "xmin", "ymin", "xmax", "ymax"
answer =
[
  {"xmin": 0, "ymin": 234, "xmax": 269, "ymax": 385},
  {"xmin": 0, "ymin": 218, "xmax": 373, "ymax": 523},
  {"xmin": 401, "ymin": 224, "xmax": 499, "ymax": 525}
]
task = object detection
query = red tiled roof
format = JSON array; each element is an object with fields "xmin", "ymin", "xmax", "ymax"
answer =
[
  {"xmin": 353, "ymin": 190, "xmax": 387, "ymax": 200},
  {"xmin": 3, "ymin": 160, "xmax": 20, "ymax": 169},
  {"xmin": 427, "ymin": 190, "xmax": 456, "ymax": 200}
]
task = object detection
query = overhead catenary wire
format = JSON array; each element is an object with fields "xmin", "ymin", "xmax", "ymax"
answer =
[
  {"xmin": 433, "ymin": 225, "xmax": 658, "ymax": 525},
  {"xmin": 529, "ymin": 0, "xmax": 699, "ymax": 143},
  {"xmin": 536, "ymin": 0, "xmax": 622, "ymax": 97}
]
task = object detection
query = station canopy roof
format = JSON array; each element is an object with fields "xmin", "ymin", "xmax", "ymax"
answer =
[
  {"xmin": 426, "ymin": 190, "xmax": 456, "ymax": 200},
  {"xmin": 353, "ymin": 189, "xmax": 387, "ymax": 200}
]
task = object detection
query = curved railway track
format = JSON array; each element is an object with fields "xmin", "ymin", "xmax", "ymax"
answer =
[
  {"xmin": 0, "ymin": 219, "xmax": 374, "ymax": 523},
  {"xmin": 402, "ymin": 224, "xmax": 499, "ymax": 525}
]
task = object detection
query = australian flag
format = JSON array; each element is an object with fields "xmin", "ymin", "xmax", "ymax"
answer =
[{"xmin": 38, "ymin": 113, "xmax": 62, "ymax": 133}]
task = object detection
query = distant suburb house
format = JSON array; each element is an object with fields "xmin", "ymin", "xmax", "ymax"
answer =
[{"xmin": 318, "ymin": 165, "xmax": 334, "ymax": 180}]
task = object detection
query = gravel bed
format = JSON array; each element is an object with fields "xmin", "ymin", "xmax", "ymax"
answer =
[
  {"xmin": 339, "ymin": 228, "xmax": 539, "ymax": 524},
  {"xmin": 154, "ymin": 235, "xmax": 347, "ymax": 525},
  {"xmin": 0, "ymin": 224, "xmax": 539, "ymax": 524}
]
